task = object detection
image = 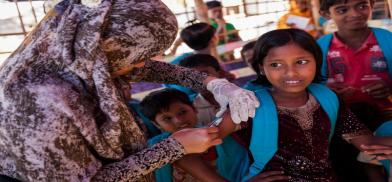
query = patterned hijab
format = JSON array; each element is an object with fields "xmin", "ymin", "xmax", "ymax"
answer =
[{"xmin": 1, "ymin": 0, "xmax": 177, "ymax": 159}]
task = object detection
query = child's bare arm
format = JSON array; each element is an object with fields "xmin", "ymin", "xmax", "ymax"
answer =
[
  {"xmin": 348, "ymin": 135, "xmax": 374, "ymax": 150},
  {"xmin": 350, "ymin": 136, "xmax": 392, "ymax": 152},
  {"xmin": 360, "ymin": 137, "xmax": 392, "ymax": 160},
  {"xmin": 215, "ymin": 110, "xmax": 244, "ymax": 139},
  {"xmin": 174, "ymin": 154, "xmax": 227, "ymax": 182},
  {"xmin": 248, "ymin": 171, "xmax": 290, "ymax": 182}
]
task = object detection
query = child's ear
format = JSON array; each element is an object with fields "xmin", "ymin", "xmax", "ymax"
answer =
[
  {"xmin": 319, "ymin": 10, "xmax": 331, "ymax": 20},
  {"xmin": 258, "ymin": 64, "xmax": 265, "ymax": 75}
]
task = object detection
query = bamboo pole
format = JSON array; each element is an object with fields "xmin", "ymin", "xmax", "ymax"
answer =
[
  {"xmin": 311, "ymin": 0, "xmax": 321, "ymax": 28},
  {"xmin": 194, "ymin": 0, "xmax": 209, "ymax": 23},
  {"xmin": 14, "ymin": 0, "xmax": 27, "ymax": 36},
  {"xmin": 387, "ymin": 0, "xmax": 392, "ymax": 18},
  {"xmin": 29, "ymin": 0, "xmax": 38, "ymax": 23}
]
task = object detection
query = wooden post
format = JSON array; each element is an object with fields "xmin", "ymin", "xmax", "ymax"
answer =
[
  {"xmin": 387, "ymin": 0, "xmax": 392, "ymax": 18},
  {"xmin": 14, "ymin": 0, "xmax": 27, "ymax": 36},
  {"xmin": 194, "ymin": 0, "xmax": 209, "ymax": 23},
  {"xmin": 29, "ymin": 0, "xmax": 38, "ymax": 23},
  {"xmin": 311, "ymin": 0, "xmax": 321, "ymax": 28}
]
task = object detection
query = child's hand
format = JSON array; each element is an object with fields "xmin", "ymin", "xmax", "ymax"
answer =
[
  {"xmin": 361, "ymin": 144, "xmax": 392, "ymax": 160},
  {"xmin": 361, "ymin": 81, "xmax": 391, "ymax": 99},
  {"xmin": 171, "ymin": 127, "xmax": 222, "ymax": 154},
  {"xmin": 214, "ymin": 18, "xmax": 226, "ymax": 27},
  {"xmin": 286, "ymin": 23, "xmax": 298, "ymax": 29},
  {"xmin": 214, "ymin": 18, "xmax": 226, "ymax": 35},
  {"xmin": 329, "ymin": 85, "xmax": 356, "ymax": 100},
  {"xmin": 248, "ymin": 171, "xmax": 290, "ymax": 182}
]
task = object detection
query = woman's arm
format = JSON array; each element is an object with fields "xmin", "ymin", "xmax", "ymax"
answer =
[
  {"xmin": 124, "ymin": 59, "xmax": 208, "ymax": 92},
  {"xmin": 93, "ymin": 127, "xmax": 222, "ymax": 181},
  {"xmin": 92, "ymin": 137, "xmax": 185, "ymax": 181},
  {"xmin": 124, "ymin": 60, "xmax": 260, "ymax": 124}
]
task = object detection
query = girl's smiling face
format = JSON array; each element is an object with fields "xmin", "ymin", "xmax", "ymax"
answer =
[{"xmin": 260, "ymin": 42, "xmax": 316, "ymax": 97}]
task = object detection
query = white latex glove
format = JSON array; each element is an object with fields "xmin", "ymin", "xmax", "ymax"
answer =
[{"xmin": 206, "ymin": 78, "xmax": 260, "ymax": 124}]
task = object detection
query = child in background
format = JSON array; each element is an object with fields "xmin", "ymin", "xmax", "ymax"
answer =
[
  {"xmin": 206, "ymin": 0, "xmax": 241, "ymax": 45},
  {"xmin": 178, "ymin": 54, "xmax": 224, "ymax": 126},
  {"xmin": 318, "ymin": 0, "xmax": 392, "ymax": 180},
  {"xmin": 240, "ymin": 41, "xmax": 264, "ymax": 92},
  {"xmin": 164, "ymin": 23, "xmax": 234, "ymax": 101},
  {"xmin": 206, "ymin": 0, "xmax": 241, "ymax": 62},
  {"xmin": 318, "ymin": 0, "xmax": 392, "ymax": 130},
  {"xmin": 215, "ymin": 28, "xmax": 391, "ymax": 181},
  {"xmin": 140, "ymin": 89, "xmax": 250, "ymax": 182},
  {"xmin": 171, "ymin": 23, "xmax": 217, "ymax": 65},
  {"xmin": 278, "ymin": 0, "xmax": 320, "ymax": 38},
  {"xmin": 241, "ymin": 41, "xmax": 256, "ymax": 68}
]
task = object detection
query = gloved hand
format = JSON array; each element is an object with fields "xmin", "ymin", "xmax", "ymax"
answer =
[{"xmin": 207, "ymin": 78, "xmax": 260, "ymax": 124}]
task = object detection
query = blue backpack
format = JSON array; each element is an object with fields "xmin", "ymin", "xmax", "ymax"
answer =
[
  {"xmin": 317, "ymin": 27, "xmax": 392, "ymax": 78},
  {"xmin": 242, "ymin": 79, "xmax": 264, "ymax": 92},
  {"xmin": 243, "ymin": 83, "xmax": 339, "ymax": 181}
]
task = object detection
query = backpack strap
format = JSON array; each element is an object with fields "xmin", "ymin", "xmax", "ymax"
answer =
[
  {"xmin": 317, "ymin": 34, "xmax": 333, "ymax": 80},
  {"xmin": 372, "ymin": 27, "xmax": 392, "ymax": 77},
  {"xmin": 243, "ymin": 88, "xmax": 278, "ymax": 181},
  {"xmin": 216, "ymin": 135, "xmax": 251, "ymax": 182},
  {"xmin": 244, "ymin": 84, "xmax": 339, "ymax": 181}
]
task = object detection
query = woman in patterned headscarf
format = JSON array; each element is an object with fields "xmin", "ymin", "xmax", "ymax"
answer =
[{"xmin": 0, "ymin": 0, "xmax": 258, "ymax": 181}]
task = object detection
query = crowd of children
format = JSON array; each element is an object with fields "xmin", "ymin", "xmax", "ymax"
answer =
[{"xmin": 133, "ymin": 0, "xmax": 392, "ymax": 181}]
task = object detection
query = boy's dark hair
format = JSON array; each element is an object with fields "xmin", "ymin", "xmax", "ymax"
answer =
[
  {"xmin": 320, "ymin": 0, "xmax": 348, "ymax": 11},
  {"xmin": 179, "ymin": 54, "xmax": 221, "ymax": 72},
  {"xmin": 206, "ymin": 1, "xmax": 222, "ymax": 9},
  {"xmin": 252, "ymin": 29, "xmax": 325, "ymax": 86},
  {"xmin": 180, "ymin": 23, "xmax": 216, "ymax": 50},
  {"xmin": 240, "ymin": 40, "xmax": 256, "ymax": 61},
  {"xmin": 140, "ymin": 89, "xmax": 193, "ymax": 121},
  {"xmin": 319, "ymin": 0, "xmax": 374, "ymax": 11}
]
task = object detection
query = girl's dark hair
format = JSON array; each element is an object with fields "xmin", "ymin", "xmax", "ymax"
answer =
[
  {"xmin": 140, "ymin": 89, "xmax": 193, "ymax": 121},
  {"xmin": 179, "ymin": 54, "xmax": 221, "ymax": 71},
  {"xmin": 180, "ymin": 23, "xmax": 216, "ymax": 50},
  {"xmin": 241, "ymin": 40, "xmax": 256, "ymax": 61},
  {"xmin": 251, "ymin": 29, "xmax": 325, "ymax": 86}
]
